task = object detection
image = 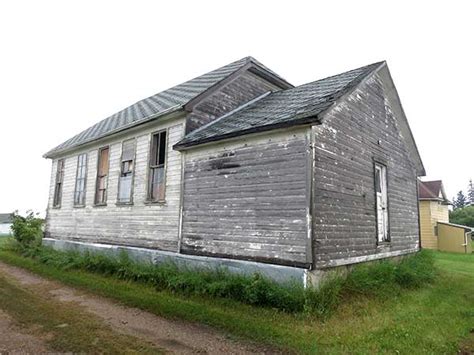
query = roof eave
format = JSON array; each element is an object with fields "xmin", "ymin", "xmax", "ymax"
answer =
[
  {"xmin": 174, "ymin": 115, "xmax": 321, "ymax": 151},
  {"xmin": 44, "ymin": 105, "xmax": 184, "ymax": 159},
  {"xmin": 175, "ymin": 61, "xmax": 386, "ymax": 151},
  {"xmin": 376, "ymin": 63, "xmax": 426, "ymax": 177}
]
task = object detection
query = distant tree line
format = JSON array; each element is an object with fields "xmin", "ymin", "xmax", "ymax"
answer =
[
  {"xmin": 450, "ymin": 179, "xmax": 474, "ymax": 228},
  {"xmin": 452, "ymin": 179, "xmax": 474, "ymax": 209}
]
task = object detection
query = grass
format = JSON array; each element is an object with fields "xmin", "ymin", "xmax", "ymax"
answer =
[
  {"xmin": 0, "ymin": 272, "xmax": 162, "ymax": 353},
  {"xmin": 0, "ymin": 239, "xmax": 472, "ymax": 353},
  {"xmin": 5, "ymin": 241, "xmax": 436, "ymax": 317}
]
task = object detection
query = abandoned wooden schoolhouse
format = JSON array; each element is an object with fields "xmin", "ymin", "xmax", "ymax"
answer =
[{"xmin": 43, "ymin": 57, "xmax": 425, "ymax": 285}]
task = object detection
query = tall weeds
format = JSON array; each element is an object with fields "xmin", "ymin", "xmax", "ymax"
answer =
[{"xmin": 4, "ymin": 241, "xmax": 435, "ymax": 316}]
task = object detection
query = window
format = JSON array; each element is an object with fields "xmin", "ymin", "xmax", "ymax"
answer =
[
  {"xmin": 117, "ymin": 139, "xmax": 135, "ymax": 204},
  {"xmin": 95, "ymin": 147, "xmax": 109, "ymax": 205},
  {"xmin": 374, "ymin": 162, "xmax": 389, "ymax": 242},
  {"xmin": 148, "ymin": 130, "xmax": 167, "ymax": 202},
  {"xmin": 74, "ymin": 153, "xmax": 88, "ymax": 206},
  {"xmin": 53, "ymin": 159, "xmax": 65, "ymax": 207}
]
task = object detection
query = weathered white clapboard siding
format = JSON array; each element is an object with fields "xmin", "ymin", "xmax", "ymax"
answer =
[
  {"xmin": 45, "ymin": 118, "xmax": 185, "ymax": 251},
  {"xmin": 312, "ymin": 68, "xmax": 419, "ymax": 268},
  {"xmin": 180, "ymin": 128, "xmax": 311, "ymax": 267}
]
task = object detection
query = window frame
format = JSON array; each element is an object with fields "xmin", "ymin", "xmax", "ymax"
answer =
[
  {"xmin": 373, "ymin": 159, "xmax": 391, "ymax": 244},
  {"xmin": 116, "ymin": 138, "xmax": 137, "ymax": 205},
  {"xmin": 146, "ymin": 129, "xmax": 168, "ymax": 204},
  {"xmin": 94, "ymin": 146, "xmax": 110, "ymax": 206},
  {"xmin": 53, "ymin": 159, "xmax": 65, "ymax": 208},
  {"xmin": 73, "ymin": 153, "xmax": 88, "ymax": 207}
]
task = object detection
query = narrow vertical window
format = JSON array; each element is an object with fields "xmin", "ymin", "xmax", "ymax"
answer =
[
  {"xmin": 148, "ymin": 130, "xmax": 167, "ymax": 202},
  {"xmin": 95, "ymin": 147, "xmax": 109, "ymax": 205},
  {"xmin": 117, "ymin": 139, "xmax": 135, "ymax": 204},
  {"xmin": 74, "ymin": 153, "xmax": 88, "ymax": 206},
  {"xmin": 53, "ymin": 159, "xmax": 65, "ymax": 208},
  {"xmin": 375, "ymin": 162, "xmax": 389, "ymax": 242}
]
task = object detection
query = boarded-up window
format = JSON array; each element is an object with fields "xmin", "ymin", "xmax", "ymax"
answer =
[
  {"xmin": 95, "ymin": 147, "xmax": 109, "ymax": 205},
  {"xmin": 74, "ymin": 153, "xmax": 88, "ymax": 206},
  {"xmin": 148, "ymin": 130, "xmax": 167, "ymax": 201},
  {"xmin": 53, "ymin": 159, "xmax": 65, "ymax": 207},
  {"xmin": 117, "ymin": 139, "xmax": 135, "ymax": 204}
]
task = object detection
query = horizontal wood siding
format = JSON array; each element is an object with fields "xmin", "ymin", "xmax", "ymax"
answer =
[
  {"xmin": 419, "ymin": 201, "xmax": 437, "ymax": 249},
  {"xmin": 186, "ymin": 70, "xmax": 280, "ymax": 133},
  {"xmin": 45, "ymin": 119, "xmax": 185, "ymax": 251},
  {"xmin": 312, "ymin": 70, "xmax": 420, "ymax": 268},
  {"xmin": 181, "ymin": 129, "xmax": 310, "ymax": 266},
  {"xmin": 419, "ymin": 200, "xmax": 449, "ymax": 249}
]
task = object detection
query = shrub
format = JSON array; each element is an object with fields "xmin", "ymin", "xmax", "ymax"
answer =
[{"xmin": 10, "ymin": 211, "xmax": 43, "ymax": 248}]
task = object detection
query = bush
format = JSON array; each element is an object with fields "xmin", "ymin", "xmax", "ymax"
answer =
[
  {"xmin": 10, "ymin": 211, "xmax": 43, "ymax": 248},
  {"xmin": 8, "ymin": 245, "xmax": 436, "ymax": 316},
  {"xmin": 449, "ymin": 205, "xmax": 474, "ymax": 228}
]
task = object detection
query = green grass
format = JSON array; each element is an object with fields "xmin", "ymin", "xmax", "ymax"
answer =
[
  {"xmin": 0, "ymin": 241, "xmax": 472, "ymax": 353},
  {"xmin": 5, "ymin": 242, "xmax": 435, "ymax": 317},
  {"xmin": 0, "ymin": 271, "xmax": 162, "ymax": 353}
]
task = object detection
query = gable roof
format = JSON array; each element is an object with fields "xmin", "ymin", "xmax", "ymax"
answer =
[
  {"xmin": 419, "ymin": 180, "xmax": 449, "ymax": 203},
  {"xmin": 174, "ymin": 62, "xmax": 384, "ymax": 150},
  {"xmin": 0, "ymin": 213, "xmax": 13, "ymax": 224},
  {"xmin": 174, "ymin": 61, "xmax": 426, "ymax": 177},
  {"xmin": 44, "ymin": 57, "xmax": 292, "ymax": 158}
]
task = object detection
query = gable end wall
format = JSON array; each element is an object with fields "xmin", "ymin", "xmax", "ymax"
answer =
[
  {"xmin": 312, "ymin": 71, "xmax": 420, "ymax": 268},
  {"xmin": 185, "ymin": 70, "xmax": 281, "ymax": 134}
]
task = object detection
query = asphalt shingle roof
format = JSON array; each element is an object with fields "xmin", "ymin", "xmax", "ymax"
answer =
[
  {"xmin": 174, "ymin": 62, "xmax": 384, "ymax": 149},
  {"xmin": 45, "ymin": 56, "xmax": 273, "ymax": 158},
  {"xmin": 418, "ymin": 180, "xmax": 448, "ymax": 201}
]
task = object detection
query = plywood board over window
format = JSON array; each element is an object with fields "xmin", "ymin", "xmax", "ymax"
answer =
[
  {"xmin": 53, "ymin": 159, "xmax": 65, "ymax": 208},
  {"xmin": 117, "ymin": 139, "xmax": 136, "ymax": 204},
  {"xmin": 147, "ymin": 130, "xmax": 167, "ymax": 202},
  {"xmin": 95, "ymin": 146, "xmax": 109, "ymax": 206}
]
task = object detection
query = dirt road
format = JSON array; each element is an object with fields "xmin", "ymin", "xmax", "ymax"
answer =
[{"xmin": 0, "ymin": 261, "xmax": 275, "ymax": 354}]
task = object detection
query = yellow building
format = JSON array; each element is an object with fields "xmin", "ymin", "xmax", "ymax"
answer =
[{"xmin": 418, "ymin": 180, "xmax": 450, "ymax": 249}]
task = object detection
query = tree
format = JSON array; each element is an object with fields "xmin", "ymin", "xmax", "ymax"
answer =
[
  {"xmin": 449, "ymin": 205, "xmax": 474, "ymax": 228},
  {"xmin": 468, "ymin": 179, "xmax": 474, "ymax": 205},
  {"xmin": 453, "ymin": 190, "xmax": 467, "ymax": 209},
  {"xmin": 10, "ymin": 210, "xmax": 43, "ymax": 248}
]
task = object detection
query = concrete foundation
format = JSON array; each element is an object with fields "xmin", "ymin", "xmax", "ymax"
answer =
[{"xmin": 42, "ymin": 238, "xmax": 308, "ymax": 285}]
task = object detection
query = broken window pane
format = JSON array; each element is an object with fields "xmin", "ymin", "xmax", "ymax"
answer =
[{"xmin": 148, "ymin": 130, "xmax": 167, "ymax": 201}]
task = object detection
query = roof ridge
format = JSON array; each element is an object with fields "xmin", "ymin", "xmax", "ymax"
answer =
[
  {"xmin": 294, "ymin": 61, "xmax": 385, "ymax": 92},
  {"xmin": 44, "ymin": 57, "xmax": 253, "ymax": 158},
  {"xmin": 174, "ymin": 61, "xmax": 389, "ymax": 150}
]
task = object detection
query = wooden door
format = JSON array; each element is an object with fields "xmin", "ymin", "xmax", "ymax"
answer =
[{"xmin": 375, "ymin": 163, "xmax": 389, "ymax": 242}]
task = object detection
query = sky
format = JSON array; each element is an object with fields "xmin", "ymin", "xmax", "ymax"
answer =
[{"xmin": 0, "ymin": 0, "xmax": 473, "ymax": 215}]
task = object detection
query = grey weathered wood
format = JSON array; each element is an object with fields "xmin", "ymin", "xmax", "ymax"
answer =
[
  {"xmin": 44, "ymin": 62, "xmax": 421, "ymax": 273},
  {"xmin": 185, "ymin": 70, "xmax": 281, "ymax": 133},
  {"xmin": 180, "ymin": 129, "xmax": 311, "ymax": 267},
  {"xmin": 312, "ymin": 70, "xmax": 419, "ymax": 268}
]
